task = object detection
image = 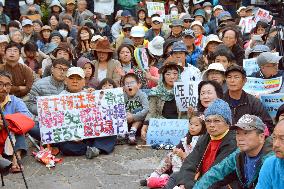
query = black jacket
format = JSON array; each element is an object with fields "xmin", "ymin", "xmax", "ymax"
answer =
[
  {"xmin": 232, "ymin": 44, "xmax": 245, "ymax": 66},
  {"xmin": 176, "ymin": 131, "xmax": 237, "ymax": 189},
  {"xmin": 224, "ymin": 91, "xmax": 274, "ymax": 133}
]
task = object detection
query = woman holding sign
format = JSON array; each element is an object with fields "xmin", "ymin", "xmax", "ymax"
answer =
[{"xmin": 141, "ymin": 62, "xmax": 183, "ymax": 141}]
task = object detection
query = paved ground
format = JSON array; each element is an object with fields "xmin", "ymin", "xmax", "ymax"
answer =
[{"xmin": 3, "ymin": 142, "xmax": 168, "ymax": 189}]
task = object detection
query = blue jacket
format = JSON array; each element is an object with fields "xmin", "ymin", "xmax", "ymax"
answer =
[
  {"xmin": 3, "ymin": 95, "xmax": 32, "ymax": 118},
  {"xmin": 186, "ymin": 46, "xmax": 203, "ymax": 67},
  {"xmin": 256, "ymin": 155, "xmax": 284, "ymax": 189},
  {"xmin": 193, "ymin": 137, "xmax": 273, "ymax": 189}
]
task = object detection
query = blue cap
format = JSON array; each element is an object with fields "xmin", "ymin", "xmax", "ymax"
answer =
[
  {"xmin": 22, "ymin": 19, "xmax": 33, "ymax": 27},
  {"xmin": 121, "ymin": 10, "xmax": 132, "ymax": 17},
  {"xmin": 218, "ymin": 11, "xmax": 233, "ymax": 22},
  {"xmin": 194, "ymin": 9, "xmax": 206, "ymax": 19},
  {"xmin": 172, "ymin": 41, "xmax": 187, "ymax": 53}
]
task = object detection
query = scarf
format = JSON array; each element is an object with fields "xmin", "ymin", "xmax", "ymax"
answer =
[
  {"xmin": 148, "ymin": 81, "xmax": 175, "ymax": 101},
  {"xmin": 195, "ymin": 34, "xmax": 203, "ymax": 47}
]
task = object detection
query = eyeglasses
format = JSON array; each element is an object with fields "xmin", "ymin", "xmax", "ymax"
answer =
[
  {"xmin": 0, "ymin": 82, "xmax": 12, "ymax": 89},
  {"xmin": 124, "ymin": 81, "xmax": 137, "ymax": 87},
  {"xmin": 183, "ymin": 19, "xmax": 193, "ymax": 23},
  {"xmin": 153, "ymin": 21, "xmax": 161, "ymax": 25},
  {"xmin": 54, "ymin": 66, "xmax": 69, "ymax": 72},
  {"xmin": 205, "ymin": 118, "xmax": 224, "ymax": 124}
]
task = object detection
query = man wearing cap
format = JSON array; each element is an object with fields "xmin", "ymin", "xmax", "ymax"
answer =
[
  {"xmin": 111, "ymin": 10, "xmax": 132, "ymax": 41},
  {"xmin": 181, "ymin": 14, "xmax": 194, "ymax": 30},
  {"xmin": 250, "ymin": 52, "xmax": 284, "ymax": 93},
  {"xmin": 169, "ymin": 99, "xmax": 237, "ymax": 189},
  {"xmin": 224, "ymin": 65, "xmax": 274, "ymax": 133},
  {"xmin": 22, "ymin": 19, "xmax": 38, "ymax": 44},
  {"xmin": 182, "ymin": 29, "xmax": 202, "ymax": 67},
  {"xmin": 0, "ymin": 42, "xmax": 33, "ymax": 98},
  {"xmin": 57, "ymin": 67, "xmax": 117, "ymax": 158},
  {"xmin": 193, "ymin": 114, "xmax": 272, "ymax": 188},
  {"xmin": 207, "ymin": 5, "xmax": 224, "ymax": 34},
  {"xmin": 203, "ymin": 2, "xmax": 213, "ymax": 22},
  {"xmin": 115, "ymin": 24, "xmax": 133, "ymax": 50},
  {"xmin": 145, "ymin": 16, "xmax": 165, "ymax": 41},
  {"xmin": 77, "ymin": 0, "xmax": 94, "ymax": 20},
  {"xmin": 256, "ymin": 119, "xmax": 284, "ymax": 189},
  {"xmin": 166, "ymin": 19, "xmax": 184, "ymax": 40},
  {"xmin": 130, "ymin": 26, "xmax": 148, "ymax": 48},
  {"xmin": 59, "ymin": 0, "xmax": 83, "ymax": 26},
  {"xmin": 27, "ymin": 58, "xmax": 71, "ymax": 141},
  {"xmin": 95, "ymin": 14, "xmax": 112, "ymax": 43}
]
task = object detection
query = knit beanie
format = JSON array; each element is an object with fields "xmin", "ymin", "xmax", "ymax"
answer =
[{"xmin": 204, "ymin": 99, "xmax": 232, "ymax": 125}]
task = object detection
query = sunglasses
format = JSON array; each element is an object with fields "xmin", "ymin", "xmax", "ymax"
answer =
[
  {"xmin": 184, "ymin": 19, "xmax": 193, "ymax": 23},
  {"xmin": 153, "ymin": 21, "xmax": 161, "ymax": 25}
]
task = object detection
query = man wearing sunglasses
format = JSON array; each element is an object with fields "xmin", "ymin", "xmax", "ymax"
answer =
[{"xmin": 145, "ymin": 16, "xmax": 165, "ymax": 41}]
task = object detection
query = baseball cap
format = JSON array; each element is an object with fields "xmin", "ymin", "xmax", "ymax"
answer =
[
  {"xmin": 121, "ymin": 10, "xmax": 132, "ymax": 17},
  {"xmin": 183, "ymin": 29, "xmax": 195, "ymax": 38},
  {"xmin": 225, "ymin": 65, "xmax": 246, "ymax": 76},
  {"xmin": 66, "ymin": 67, "xmax": 85, "ymax": 78},
  {"xmin": 237, "ymin": 6, "xmax": 246, "ymax": 13},
  {"xmin": 182, "ymin": 14, "xmax": 194, "ymax": 22},
  {"xmin": 152, "ymin": 16, "xmax": 163, "ymax": 23},
  {"xmin": 231, "ymin": 114, "xmax": 266, "ymax": 132},
  {"xmin": 66, "ymin": 0, "xmax": 75, "ymax": 5},
  {"xmin": 130, "ymin": 26, "xmax": 145, "ymax": 37},
  {"xmin": 202, "ymin": 63, "xmax": 226, "ymax": 80},
  {"xmin": 172, "ymin": 41, "xmax": 187, "ymax": 53},
  {"xmin": 257, "ymin": 52, "xmax": 283, "ymax": 66},
  {"xmin": 170, "ymin": 19, "xmax": 183, "ymax": 27},
  {"xmin": 22, "ymin": 19, "xmax": 33, "ymax": 27},
  {"xmin": 203, "ymin": 2, "xmax": 212, "ymax": 8},
  {"xmin": 218, "ymin": 11, "xmax": 233, "ymax": 22},
  {"xmin": 213, "ymin": 5, "xmax": 224, "ymax": 12}
]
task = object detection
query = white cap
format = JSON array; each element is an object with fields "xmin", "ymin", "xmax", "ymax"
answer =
[
  {"xmin": 203, "ymin": 34, "xmax": 222, "ymax": 50},
  {"xmin": 152, "ymin": 16, "xmax": 163, "ymax": 23},
  {"xmin": 190, "ymin": 21, "xmax": 204, "ymax": 31},
  {"xmin": 148, "ymin": 36, "xmax": 165, "ymax": 56},
  {"xmin": 237, "ymin": 6, "xmax": 246, "ymax": 13},
  {"xmin": 66, "ymin": 67, "xmax": 85, "ymax": 78},
  {"xmin": 202, "ymin": 63, "xmax": 226, "ymax": 80},
  {"xmin": 0, "ymin": 35, "xmax": 9, "ymax": 43},
  {"xmin": 130, "ymin": 26, "xmax": 145, "ymax": 37},
  {"xmin": 22, "ymin": 19, "xmax": 33, "ymax": 27},
  {"xmin": 91, "ymin": 35, "xmax": 103, "ymax": 42},
  {"xmin": 213, "ymin": 5, "xmax": 224, "ymax": 12}
]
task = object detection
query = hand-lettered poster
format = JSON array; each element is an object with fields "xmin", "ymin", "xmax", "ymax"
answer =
[
  {"xmin": 260, "ymin": 93, "xmax": 284, "ymax": 120},
  {"xmin": 243, "ymin": 77, "xmax": 283, "ymax": 95},
  {"xmin": 146, "ymin": 119, "xmax": 189, "ymax": 146},
  {"xmin": 146, "ymin": 2, "xmax": 165, "ymax": 19},
  {"xmin": 37, "ymin": 88, "xmax": 128, "ymax": 144},
  {"xmin": 174, "ymin": 81, "xmax": 199, "ymax": 112},
  {"xmin": 243, "ymin": 58, "xmax": 259, "ymax": 76}
]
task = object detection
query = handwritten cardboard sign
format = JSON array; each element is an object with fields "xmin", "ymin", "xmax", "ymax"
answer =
[
  {"xmin": 239, "ymin": 16, "xmax": 256, "ymax": 34},
  {"xmin": 243, "ymin": 58, "xmax": 259, "ymax": 76},
  {"xmin": 174, "ymin": 81, "xmax": 199, "ymax": 112},
  {"xmin": 243, "ymin": 77, "xmax": 283, "ymax": 95},
  {"xmin": 146, "ymin": 119, "xmax": 189, "ymax": 146},
  {"xmin": 260, "ymin": 93, "xmax": 284, "ymax": 120},
  {"xmin": 37, "ymin": 88, "xmax": 128, "ymax": 144},
  {"xmin": 146, "ymin": 2, "xmax": 165, "ymax": 19},
  {"xmin": 255, "ymin": 8, "xmax": 273, "ymax": 23}
]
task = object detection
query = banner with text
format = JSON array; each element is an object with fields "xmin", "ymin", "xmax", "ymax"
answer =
[
  {"xmin": 243, "ymin": 77, "xmax": 282, "ymax": 95},
  {"xmin": 146, "ymin": 2, "xmax": 165, "ymax": 18},
  {"xmin": 174, "ymin": 81, "xmax": 199, "ymax": 112},
  {"xmin": 243, "ymin": 58, "xmax": 259, "ymax": 76},
  {"xmin": 37, "ymin": 88, "xmax": 128, "ymax": 144},
  {"xmin": 239, "ymin": 16, "xmax": 256, "ymax": 34},
  {"xmin": 146, "ymin": 119, "xmax": 189, "ymax": 146},
  {"xmin": 260, "ymin": 93, "xmax": 284, "ymax": 119},
  {"xmin": 254, "ymin": 8, "xmax": 273, "ymax": 23}
]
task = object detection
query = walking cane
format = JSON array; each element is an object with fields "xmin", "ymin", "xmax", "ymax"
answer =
[{"xmin": 0, "ymin": 108, "xmax": 28, "ymax": 189}]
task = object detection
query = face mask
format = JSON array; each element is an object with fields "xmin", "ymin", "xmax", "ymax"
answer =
[
  {"xmin": 171, "ymin": 10, "xmax": 178, "ymax": 17},
  {"xmin": 97, "ymin": 21, "xmax": 107, "ymax": 28},
  {"xmin": 205, "ymin": 9, "xmax": 212, "ymax": 14},
  {"xmin": 59, "ymin": 30, "xmax": 68, "ymax": 38},
  {"xmin": 26, "ymin": 0, "xmax": 34, "ymax": 5},
  {"xmin": 90, "ymin": 29, "xmax": 94, "ymax": 35}
]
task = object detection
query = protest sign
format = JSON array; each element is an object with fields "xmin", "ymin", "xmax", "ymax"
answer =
[
  {"xmin": 243, "ymin": 77, "xmax": 283, "ymax": 95},
  {"xmin": 254, "ymin": 8, "xmax": 273, "ymax": 23},
  {"xmin": 37, "ymin": 88, "xmax": 128, "ymax": 144},
  {"xmin": 260, "ymin": 93, "xmax": 284, "ymax": 120},
  {"xmin": 146, "ymin": 2, "xmax": 165, "ymax": 18},
  {"xmin": 146, "ymin": 119, "xmax": 189, "ymax": 146},
  {"xmin": 174, "ymin": 81, "xmax": 199, "ymax": 112},
  {"xmin": 193, "ymin": 0, "xmax": 205, "ymax": 4},
  {"xmin": 94, "ymin": 0, "xmax": 114, "ymax": 15},
  {"xmin": 239, "ymin": 16, "xmax": 256, "ymax": 34},
  {"xmin": 243, "ymin": 58, "xmax": 259, "ymax": 76}
]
